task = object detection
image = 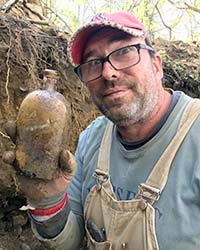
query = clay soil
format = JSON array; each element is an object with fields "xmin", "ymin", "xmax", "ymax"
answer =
[{"xmin": 0, "ymin": 13, "xmax": 200, "ymax": 250}]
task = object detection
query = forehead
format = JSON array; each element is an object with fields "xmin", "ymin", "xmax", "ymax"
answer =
[{"xmin": 83, "ymin": 28, "xmax": 144, "ymax": 61}]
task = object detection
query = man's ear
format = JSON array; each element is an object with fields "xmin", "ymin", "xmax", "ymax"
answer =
[{"xmin": 152, "ymin": 53, "xmax": 163, "ymax": 80}]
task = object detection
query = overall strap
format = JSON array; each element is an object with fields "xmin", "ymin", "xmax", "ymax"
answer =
[
  {"xmin": 95, "ymin": 120, "xmax": 113, "ymax": 179},
  {"xmin": 136, "ymin": 99, "xmax": 200, "ymax": 204}
]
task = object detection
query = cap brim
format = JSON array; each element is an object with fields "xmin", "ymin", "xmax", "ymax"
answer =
[{"xmin": 68, "ymin": 21, "xmax": 145, "ymax": 66}]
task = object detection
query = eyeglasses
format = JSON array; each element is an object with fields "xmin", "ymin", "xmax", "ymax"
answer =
[{"xmin": 74, "ymin": 43, "xmax": 154, "ymax": 83}]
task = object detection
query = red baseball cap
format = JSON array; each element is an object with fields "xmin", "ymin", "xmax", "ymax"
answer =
[{"xmin": 68, "ymin": 11, "xmax": 146, "ymax": 66}]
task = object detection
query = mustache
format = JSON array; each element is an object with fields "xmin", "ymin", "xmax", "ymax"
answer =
[{"xmin": 103, "ymin": 80, "xmax": 137, "ymax": 90}]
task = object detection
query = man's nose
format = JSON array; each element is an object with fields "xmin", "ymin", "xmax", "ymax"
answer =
[{"xmin": 101, "ymin": 61, "xmax": 119, "ymax": 81}]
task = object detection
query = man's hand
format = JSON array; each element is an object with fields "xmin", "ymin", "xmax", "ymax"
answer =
[
  {"xmin": 2, "ymin": 120, "xmax": 76, "ymax": 208},
  {"xmin": 16, "ymin": 149, "xmax": 76, "ymax": 207}
]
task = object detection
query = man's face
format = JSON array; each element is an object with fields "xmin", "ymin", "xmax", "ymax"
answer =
[{"xmin": 83, "ymin": 28, "xmax": 163, "ymax": 127}]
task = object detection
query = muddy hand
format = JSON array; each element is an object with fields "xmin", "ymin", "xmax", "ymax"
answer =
[
  {"xmin": 5, "ymin": 149, "xmax": 76, "ymax": 205},
  {"xmin": 16, "ymin": 168, "xmax": 73, "ymax": 204},
  {"xmin": 3, "ymin": 150, "xmax": 76, "ymax": 205},
  {"xmin": 2, "ymin": 120, "xmax": 76, "ymax": 205}
]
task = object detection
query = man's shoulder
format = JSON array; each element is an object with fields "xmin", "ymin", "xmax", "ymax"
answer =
[
  {"xmin": 80, "ymin": 116, "xmax": 108, "ymax": 139},
  {"xmin": 76, "ymin": 116, "xmax": 109, "ymax": 155}
]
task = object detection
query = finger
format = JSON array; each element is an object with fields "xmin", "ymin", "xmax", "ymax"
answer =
[
  {"xmin": 59, "ymin": 149, "xmax": 76, "ymax": 174},
  {"xmin": 2, "ymin": 150, "xmax": 16, "ymax": 164}
]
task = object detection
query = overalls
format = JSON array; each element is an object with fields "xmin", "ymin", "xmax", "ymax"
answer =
[{"xmin": 84, "ymin": 99, "xmax": 200, "ymax": 250}]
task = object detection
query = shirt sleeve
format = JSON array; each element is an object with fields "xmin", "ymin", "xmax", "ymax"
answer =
[{"xmin": 31, "ymin": 210, "xmax": 85, "ymax": 250}]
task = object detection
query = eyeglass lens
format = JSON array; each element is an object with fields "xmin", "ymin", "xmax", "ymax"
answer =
[{"xmin": 76, "ymin": 44, "xmax": 152, "ymax": 83}]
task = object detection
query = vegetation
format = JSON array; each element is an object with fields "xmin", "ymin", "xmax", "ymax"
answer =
[{"xmin": 41, "ymin": 0, "xmax": 200, "ymax": 41}]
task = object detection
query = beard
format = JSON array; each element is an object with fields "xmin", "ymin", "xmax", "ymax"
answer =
[{"xmin": 92, "ymin": 81, "xmax": 160, "ymax": 127}]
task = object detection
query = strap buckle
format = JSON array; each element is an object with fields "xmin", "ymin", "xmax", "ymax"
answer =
[
  {"xmin": 92, "ymin": 169, "xmax": 109, "ymax": 185},
  {"xmin": 137, "ymin": 183, "xmax": 161, "ymax": 204}
]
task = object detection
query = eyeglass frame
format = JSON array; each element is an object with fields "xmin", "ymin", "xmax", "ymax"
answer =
[{"xmin": 74, "ymin": 43, "xmax": 155, "ymax": 83}]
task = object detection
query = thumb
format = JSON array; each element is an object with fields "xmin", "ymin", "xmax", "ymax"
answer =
[{"xmin": 59, "ymin": 149, "xmax": 76, "ymax": 174}]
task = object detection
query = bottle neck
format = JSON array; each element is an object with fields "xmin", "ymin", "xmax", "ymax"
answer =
[{"xmin": 42, "ymin": 77, "xmax": 58, "ymax": 91}]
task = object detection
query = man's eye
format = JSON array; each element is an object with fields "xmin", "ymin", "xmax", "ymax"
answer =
[
  {"xmin": 87, "ymin": 60, "xmax": 101, "ymax": 67},
  {"xmin": 117, "ymin": 47, "xmax": 132, "ymax": 56}
]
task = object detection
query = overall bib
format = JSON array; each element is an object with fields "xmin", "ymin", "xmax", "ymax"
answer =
[{"xmin": 84, "ymin": 99, "xmax": 200, "ymax": 250}]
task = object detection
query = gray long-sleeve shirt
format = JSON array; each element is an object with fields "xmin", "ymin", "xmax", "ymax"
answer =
[{"xmin": 32, "ymin": 91, "xmax": 200, "ymax": 250}]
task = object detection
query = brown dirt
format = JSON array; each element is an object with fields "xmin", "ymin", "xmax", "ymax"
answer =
[
  {"xmin": 0, "ymin": 14, "xmax": 200, "ymax": 250},
  {"xmin": 154, "ymin": 38, "xmax": 200, "ymax": 97}
]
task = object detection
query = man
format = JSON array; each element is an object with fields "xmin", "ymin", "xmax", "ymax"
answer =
[{"xmin": 5, "ymin": 11, "xmax": 200, "ymax": 250}]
